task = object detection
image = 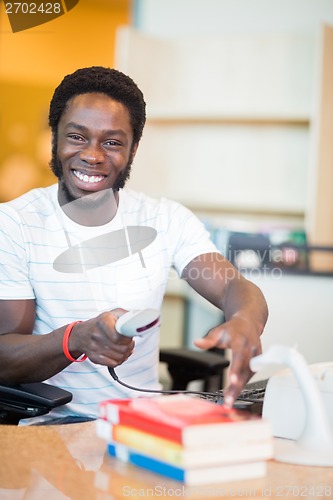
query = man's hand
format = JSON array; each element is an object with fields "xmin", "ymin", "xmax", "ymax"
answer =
[
  {"xmin": 69, "ymin": 308, "xmax": 135, "ymax": 368},
  {"xmin": 182, "ymin": 253, "xmax": 267, "ymax": 408},
  {"xmin": 194, "ymin": 317, "xmax": 262, "ymax": 407}
]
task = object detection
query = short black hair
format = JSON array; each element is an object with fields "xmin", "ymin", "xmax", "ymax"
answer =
[{"xmin": 49, "ymin": 66, "xmax": 146, "ymax": 145}]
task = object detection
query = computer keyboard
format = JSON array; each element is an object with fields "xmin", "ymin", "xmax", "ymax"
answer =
[
  {"xmin": 235, "ymin": 378, "xmax": 268, "ymax": 402},
  {"xmin": 200, "ymin": 378, "xmax": 268, "ymax": 415}
]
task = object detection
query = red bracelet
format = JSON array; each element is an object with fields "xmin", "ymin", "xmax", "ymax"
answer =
[{"xmin": 63, "ymin": 321, "xmax": 87, "ymax": 363}]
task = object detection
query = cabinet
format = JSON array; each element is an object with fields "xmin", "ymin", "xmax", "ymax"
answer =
[
  {"xmin": 306, "ymin": 25, "xmax": 333, "ymax": 268},
  {"xmin": 115, "ymin": 25, "xmax": 333, "ymax": 244}
]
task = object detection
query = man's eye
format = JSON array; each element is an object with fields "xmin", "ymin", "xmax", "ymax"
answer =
[
  {"xmin": 105, "ymin": 140, "xmax": 121, "ymax": 147},
  {"xmin": 68, "ymin": 134, "xmax": 84, "ymax": 141}
]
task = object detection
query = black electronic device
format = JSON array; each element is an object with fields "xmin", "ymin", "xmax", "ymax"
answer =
[
  {"xmin": 200, "ymin": 378, "xmax": 268, "ymax": 415},
  {"xmin": 0, "ymin": 382, "xmax": 73, "ymax": 424}
]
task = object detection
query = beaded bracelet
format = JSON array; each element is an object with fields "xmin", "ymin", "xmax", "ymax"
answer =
[{"xmin": 63, "ymin": 321, "xmax": 87, "ymax": 363}]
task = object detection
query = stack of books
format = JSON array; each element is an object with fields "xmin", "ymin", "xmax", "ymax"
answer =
[{"xmin": 96, "ymin": 394, "xmax": 273, "ymax": 486}]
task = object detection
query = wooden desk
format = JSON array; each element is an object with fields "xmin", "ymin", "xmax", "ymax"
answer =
[{"xmin": 0, "ymin": 422, "xmax": 332, "ymax": 499}]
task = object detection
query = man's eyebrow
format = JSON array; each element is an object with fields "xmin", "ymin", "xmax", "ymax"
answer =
[{"xmin": 64, "ymin": 122, "xmax": 127, "ymax": 136}]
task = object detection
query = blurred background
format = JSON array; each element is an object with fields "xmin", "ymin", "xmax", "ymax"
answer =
[
  {"xmin": 1, "ymin": 0, "xmax": 333, "ymax": 366},
  {"xmin": 0, "ymin": 0, "xmax": 131, "ymax": 200}
]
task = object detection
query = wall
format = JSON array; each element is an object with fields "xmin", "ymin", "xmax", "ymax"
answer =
[
  {"xmin": 135, "ymin": 0, "xmax": 333, "ymax": 37},
  {"xmin": 0, "ymin": 0, "xmax": 131, "ymax": 86}
]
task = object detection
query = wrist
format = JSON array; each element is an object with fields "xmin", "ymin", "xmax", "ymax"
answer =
[{"xmin": 63, "ymin": 321, "xmax": 87, "ymax": 363}]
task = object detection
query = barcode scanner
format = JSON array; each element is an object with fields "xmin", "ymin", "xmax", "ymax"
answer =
[
  {"xmin": 115, "ymin": 309, "xmax": 160, "ymax": 338},
  {"xmin": 109, "ymin": 308, "xmax": 231, "ymax": 399},
  {"xmin": 109, "ymin": 308, "xmax": 160, "ymax": 384}
]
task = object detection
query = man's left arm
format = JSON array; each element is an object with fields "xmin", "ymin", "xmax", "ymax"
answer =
[{"xmin": 181, "ymin": 252, "xmax": 268, "ymax": 407}]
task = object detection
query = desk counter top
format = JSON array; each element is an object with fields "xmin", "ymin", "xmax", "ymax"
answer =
[{"xmin": 0, "ymin": 422, "xmax": 332, "ymax": 499}]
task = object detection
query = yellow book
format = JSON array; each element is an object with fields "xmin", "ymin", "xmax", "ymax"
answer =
[{"xmin": 96, "ymin": 419, "xmax": 273, "ymax": 468}]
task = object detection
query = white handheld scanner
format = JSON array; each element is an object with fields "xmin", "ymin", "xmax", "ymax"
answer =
[{"xmin": 116, "ymin": 309, "xmax": 160, "ymax": 337}]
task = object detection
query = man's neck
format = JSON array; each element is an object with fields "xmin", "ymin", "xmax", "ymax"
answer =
[{"xmin": 58, "ymin": 186, "xmax": 119, "ymax": 226}]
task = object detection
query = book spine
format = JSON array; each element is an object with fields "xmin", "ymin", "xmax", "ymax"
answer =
[
  {"xmin": 96, "ymin": 419, "xmax": 274, "ymax": 467},
  {"xmin": 96, "ymin": 418, "xmax": 182, "ymax": 456},
  {"xmin": 108, "ymin": 442, "xmax": 185, "ymax": 482},
  {"xmin": 107, "ymin": 442, "xmax": 267, "ymax": 486},
  {"xmin": 99, "ymin": 402, "xmax": 183, "ymax": 444},
  {"xmin": 98, "ymin": 399, "xmax": 273, "ymax": 448}
]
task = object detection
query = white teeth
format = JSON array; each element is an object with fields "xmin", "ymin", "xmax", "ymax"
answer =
[{"xmin": 74, "ymin": 170, "xmax": 104, "ymax": 183}]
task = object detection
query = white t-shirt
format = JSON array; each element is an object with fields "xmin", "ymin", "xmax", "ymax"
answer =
[{"xmin": 0, "ymin": 184, "xmax": 218, "ymax": 421}]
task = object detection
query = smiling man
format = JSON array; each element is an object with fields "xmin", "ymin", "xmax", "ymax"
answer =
[{"xmin": 0, "ymin": 67, "xmax": 268, "ymax": 424}]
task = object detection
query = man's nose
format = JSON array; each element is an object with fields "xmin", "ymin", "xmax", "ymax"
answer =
[{"xmin": 79, "ymin": 143, "xmax": 104, "ymax": 165}]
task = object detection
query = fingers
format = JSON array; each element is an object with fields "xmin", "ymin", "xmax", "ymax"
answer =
[
  {"xmin": 194, "ymin": 320, "xmax": 262, "ymax": 408},
  {"xmin": 89, "ymin": 344, "xmax": 134, "ymax": 367},
  {"xmin": 223, "ymin": 354, "xmax": 253, "ymax": 407},
  {"xmin": 82, "ymin": 310, "xmax": 135, "ymax": 366},
  {"xmin": 223, "ymin": 340, "xmax": 261, "ymax": 407},
  {"xmin": 86, "ymin": 328, "xmax": 134, "ymax": 364},
  {"xmin": 194, "ymin": 325, "xmax": 230, "ymax": 350},
  {"xmin": 109, "ymin": 307, "xmax": 128, "ymax": 321}
]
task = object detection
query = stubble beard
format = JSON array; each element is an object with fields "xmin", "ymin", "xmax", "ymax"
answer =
[{"xmin": 51, "ymin": 152, "xmax": 133, "ymax": 209}]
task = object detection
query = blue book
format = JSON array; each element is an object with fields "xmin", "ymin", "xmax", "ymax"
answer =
[{"xmin": 107, "ymin": 442, "xmax": 267, "ymax": 486}]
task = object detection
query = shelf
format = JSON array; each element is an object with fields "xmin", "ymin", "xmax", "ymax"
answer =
[
  {"xmin": 117, "ymin": 25, "xmax": 333, "ymax": 228},
  {"xmin": 147, "ymin": 114, "xmax": 310, "ymax": 127}
]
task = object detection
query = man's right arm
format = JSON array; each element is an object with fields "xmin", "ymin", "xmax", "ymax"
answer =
[
  {"xmin": 0, "ymin": 299, "xmax": 134, "ymax": 385},
  {"xmin": 0, "ymin": 299, "xmax": 79, "ymax": 384}
]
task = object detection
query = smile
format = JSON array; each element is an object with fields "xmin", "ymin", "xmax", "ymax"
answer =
[{"xmin": 73, "ymin": 170, "xmax": 106, "ymax": 183}]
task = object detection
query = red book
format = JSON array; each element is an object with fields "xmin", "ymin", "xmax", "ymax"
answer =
[{"xmin": 99, "ymin": 395, "xmax": 272, "ymax": 448}]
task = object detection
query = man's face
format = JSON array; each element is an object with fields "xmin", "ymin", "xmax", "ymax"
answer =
[{"xmin": 55, "ymin": 92, "xmax": 137, "ymax": 205}]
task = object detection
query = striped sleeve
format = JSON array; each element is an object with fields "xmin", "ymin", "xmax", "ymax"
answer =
[
  {"xmin": 165, "ymin": 200, "xmax": 219, "ymax": 276},
  {"xmin": 0, "ymin": 206, "xmax": 34, "ymax": 299}
]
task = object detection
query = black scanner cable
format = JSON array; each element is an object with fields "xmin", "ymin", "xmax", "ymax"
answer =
[{"xmin": 108, "ymin": 367, "xmax": 224, "ymax": 399}]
